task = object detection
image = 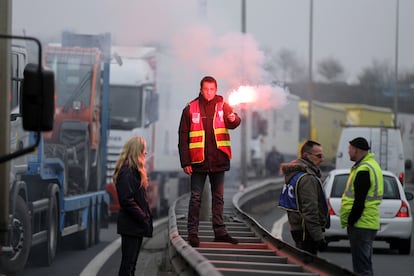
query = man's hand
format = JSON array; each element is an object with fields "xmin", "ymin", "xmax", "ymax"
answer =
[
  {"xmin": 316, "ymin": 238, "xmax": 328, "ymax": 252},
  {"xmin": 227, "ymin": 112, "xmax": 236, "ymax": 122},
  {"xmin": 183, "ymin": 166, "xmax": 192, "ymax": 175}
]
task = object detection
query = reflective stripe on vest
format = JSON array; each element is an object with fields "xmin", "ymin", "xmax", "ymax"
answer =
[
  {"xmin": 340, "ymin": 153, "xmax": 383, "ymax": 229},
  {"xmin": 344, "ymin": 162, "xmax": 383, "ymax": 201},
  {"xmin": 213, "ymin": 103, "xmax": 232, "ymax": 159},
  {"xmin": 188, "ymin": 100, "xmax": 232, "ymax": 163},
  {"xmin": 188, "ymin": 102, "xmax": 204, "ymax": 163}
]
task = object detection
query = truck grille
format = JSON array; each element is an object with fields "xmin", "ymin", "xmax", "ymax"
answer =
[{"xmin": 106, "ymin": 145, "xmax": 123, "ymax": 183}]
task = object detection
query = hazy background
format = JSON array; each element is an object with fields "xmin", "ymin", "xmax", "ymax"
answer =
[{"xmin": 12, "ymin": 0, "xmax": 414, "ymax": 86}]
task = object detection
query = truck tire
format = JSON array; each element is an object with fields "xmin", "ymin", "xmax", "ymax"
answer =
[
  {"xmin": 36, "ymin": 192, "xmax": 59, "ymax": 266},
  {"xmin": 0, "ymin": 195, "xmax": 31, "ymax": 274}
]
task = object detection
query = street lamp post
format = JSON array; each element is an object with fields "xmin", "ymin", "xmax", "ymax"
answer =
[
  {"xmin": 393, "ymin": 0, "xmax": 399, "ymax": 127},
  {"xmin": 240, "ymin": 0, "xmax": 247, "ymax": 188},
  {"xmin": 308, "ymin": 0, "xmax": 314, "ymax": 140},
  {"xmin": 0, "ymin": 0, "xmax": 12, "ymax": 246}
]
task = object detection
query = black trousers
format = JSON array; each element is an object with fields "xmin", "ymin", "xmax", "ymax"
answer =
[
  {"xmin": 118, "ymin": 235, "xmax": 144, "ymax": 276},
  {"xmin": 187, "ymin": 171, "xmax": 227, "ymax": 237},
  {"xmin": 290, "ymin": 229, "xmax": 318, "ymax": 255}
]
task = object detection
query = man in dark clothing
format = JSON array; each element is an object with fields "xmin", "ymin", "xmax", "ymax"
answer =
[
  {"xmin": 340, "ymin": 137, "xmax": 383, "ymax": 276},
  {"xmin": 279, "ymin": 140, "xmax": 329, "ymax": 255},
  {"xmin": 178, "ymin": 76, "xmax": 241, "ymax": 247},
  {"xmin": 265, "ymin": 146, "xmax": 284, "ymax": 176}
]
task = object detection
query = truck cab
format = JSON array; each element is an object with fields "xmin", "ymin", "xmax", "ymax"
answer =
[
  {"xmin": 1, "ymin": 34, "xmax": 110, "ymax": 275},
  {"xmin": 105, "ymin": 47, "xmax": 159, "ymax": 215}
]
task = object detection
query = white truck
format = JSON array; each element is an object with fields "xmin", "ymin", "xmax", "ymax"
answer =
[
  {"xmin": 232, "ymin": 92, "xmax": 300, "ymax": 177},
  {"xmin": 105, "ymin": 47, "xmax": 189, "ymax": 217},
  {"xmin": 336, "ymin": 126, "xmax": 408, "ymax": 184},
  {"xmin": 397, "ymin": 113, "xmax": 414, "ymax": 183}
]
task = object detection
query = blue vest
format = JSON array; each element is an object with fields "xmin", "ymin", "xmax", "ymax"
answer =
[{"xmin": 278, "ymin": 171, "xmax": 307, "ymax": 212}]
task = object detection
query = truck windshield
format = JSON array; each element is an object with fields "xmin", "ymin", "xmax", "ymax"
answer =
[
  {"xmin": 110, "ymin": 85, "xmax": 143, "ymax": 130},
  {"xmin": 46, "ymin": 52, "xmax": 94, "ymax": 106}
]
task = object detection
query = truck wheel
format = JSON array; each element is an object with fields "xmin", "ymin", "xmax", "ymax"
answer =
[
  {"xmin": 0, "ymin": 195, "xmax": 31, "ymax": 274},
  {"xmin": 36, "ymin": 193, "xmax": 59, "ymax": 266}
]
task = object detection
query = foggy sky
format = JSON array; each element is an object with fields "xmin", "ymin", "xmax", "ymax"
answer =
[{"xmin": 11, "ymin": 0, "xmax": 414, "ymax": 85}]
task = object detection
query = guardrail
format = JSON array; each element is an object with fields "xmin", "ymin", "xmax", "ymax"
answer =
[
  {"xmin": 168, "ymin": 179, "xmax": 355, "ymax": 275},
  {"xmin": 168, "ymin": 194, "xmax": 221, "ymax": 276}
]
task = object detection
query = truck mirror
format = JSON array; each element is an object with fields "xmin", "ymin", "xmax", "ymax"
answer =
[
  {"xmin": 149, "ymin": 93, "xmax": 159, "ymax": 123},
  {"xmin": 21, "ymin": 63, "xmax": 55, "ymax": 131}
]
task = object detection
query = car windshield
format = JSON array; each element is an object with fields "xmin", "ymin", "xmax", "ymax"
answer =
[{"xmin": 330, "ymin": 173, "xmax": 401, "ymax": 199}]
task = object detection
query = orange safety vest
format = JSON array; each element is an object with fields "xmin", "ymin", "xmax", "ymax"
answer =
[{"xmin": 188, "ymin": 100, "xmax": 232, "ymax": 163}]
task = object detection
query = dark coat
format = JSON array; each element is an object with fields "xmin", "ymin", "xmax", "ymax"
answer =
[
  {"xmin": 178, "ymin": 94, "xmax": 241, "ymax": 173},
  {"xmin": 116, "ymin": 165, "xmax": 153, "ymax": 237},
  {"xmin": 280, "ymin": 158, "xmax": 328, "ymax": 241}
]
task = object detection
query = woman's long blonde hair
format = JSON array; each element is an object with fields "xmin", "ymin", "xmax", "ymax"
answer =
[{"xmin": 112, "ymin": 136, "xmax": 149, "ymax": 189}]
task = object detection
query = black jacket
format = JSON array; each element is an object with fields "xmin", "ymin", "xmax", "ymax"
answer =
[
  {"xmin": 178, "ymin": 94, "xmax": 241, "ymax": 173},
  {"xmin": 116, "ymin": 165, "xmax": 153, "ymax": 237}
]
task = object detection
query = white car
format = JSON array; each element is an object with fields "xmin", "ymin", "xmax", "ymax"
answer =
[{"xmin": 323, "ymin": 169, "xmax": 414, "ymax": 254}]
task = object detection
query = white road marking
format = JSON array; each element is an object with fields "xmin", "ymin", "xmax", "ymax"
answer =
[
  {"xmin": 271, "ymin": 213, "xmax": 287, "ymax": 240},
  {"xmin": 80, "ymin": 217, "xmax": 168, "ymax": 276},
  {"xmin": 79, "ymin": 237, "xmax": 121, "ymax": 276}
]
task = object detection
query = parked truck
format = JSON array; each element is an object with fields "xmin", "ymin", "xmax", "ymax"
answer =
[
  {"xmin": 397, "ymin": 113, "xmax": 414, "ymax": 183},
  {"xmin": 0, "ymin": 34, "xmax": 110, "ymax": 275},
  {"xmin": 105, "ymin": 47, "xmax": 189, "ymax": 218},
  {"xmin": 299, "ymin": 101, "xmax": 395, "ymax": 170},
  {"xmin": 326, "ymin": 103, "xmax": 394, "ymax": 127},
  {"xmin": 299, "ymin": 100, "xmax": 347, "ymax": 170},
  {"xmin": 336, "ymin": 126, "xmax": 407, "ymax": 184},
  {"xmin": 237, "ymin": 92, "xmax": 300, "ymax": 177},
  {"xmin": 43, "ymin": 31, "xmax": 112, "ymax": 194}
]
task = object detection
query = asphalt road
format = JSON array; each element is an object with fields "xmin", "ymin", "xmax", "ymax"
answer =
[
  {"xmin": 254, "ymin": 184, "xmax": 414, "ymax": 276},
  {"xmin": 12, "ymin": 182, "xmax": 414, "ymax": 276},
  {"xmin": 14, "ymin": 218, "xmax": 172, "ymax": 276}
]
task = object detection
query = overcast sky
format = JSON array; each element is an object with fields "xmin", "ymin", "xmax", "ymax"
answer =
[{"xmin": 12, "ymin": 0, "xmax": 414, "ymax": 85}]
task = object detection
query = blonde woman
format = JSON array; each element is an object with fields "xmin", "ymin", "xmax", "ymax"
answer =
[{"xmin": 113, "ymin": 136, "xmax": 153, "ymax": 276}]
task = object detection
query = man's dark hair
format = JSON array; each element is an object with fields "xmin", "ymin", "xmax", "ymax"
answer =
[
  {"xmin": 200, "ymin": 76, "xmax": 217, "ymax": 90},
  {"xmin": 300, "ymin": 140, "xmax": 321, "ymax": 156}
]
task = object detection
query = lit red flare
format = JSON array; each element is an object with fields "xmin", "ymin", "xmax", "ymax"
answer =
[
  {"xmin": 228, "ymin": 84, "xmax": 288, "ymax": 110},
  {"xmin": 228, "ymin": 85, "xmax": 257, "ymax": 106}
]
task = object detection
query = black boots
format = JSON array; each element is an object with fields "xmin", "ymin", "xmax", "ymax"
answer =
[
  {"xmin": 188, "ymin": 233, "xmax": 239, "ymax": 247},
  {"xmin": 188, "ymin": 234, "xmax": 200, "ymax": 247},
  {"xmin": 214, "ymin": 234, "xmax": 239, "ymax": 244}
]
